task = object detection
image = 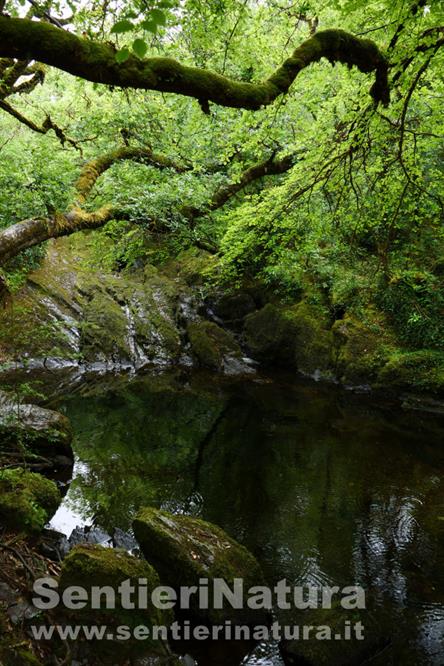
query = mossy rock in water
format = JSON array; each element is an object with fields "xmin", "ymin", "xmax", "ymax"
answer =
[
  {"xmin": 279, "ymin": 605, "xmax": 389, "ymax": 665},
  {"xmin": 244, "ymin": 301, "xmax": 333, "ymax": 375},
  {"xmin": 0, "ymin": 391, "xmax": 72, "ymax": 454},
  {"xmin": 187, "ymin": 320, "xmax": 242, "ymax": 371},
  {"xmin": 377, "ymin": 350, "xmax": 444, "ymax": 397},
  {"xmin": 59, "ymin": 544, "xmax": 173, "ymax": 661},
  {"xmin": 332, "ymin": 314, "xmax": 393, "ymax": 385},
  {"xmin": 133, "ymin": 507, "xmax": 269, "ymax": 625},
  {"xmin": 0, "ymin": 468, "xmax": 60, "ymax": 535}
]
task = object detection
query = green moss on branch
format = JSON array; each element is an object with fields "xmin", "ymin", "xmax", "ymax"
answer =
[{"xmin": 0, "ymin": 17, "xmax": 389, "ymax": 109}]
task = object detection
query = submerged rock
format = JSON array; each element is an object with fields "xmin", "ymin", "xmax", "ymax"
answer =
[
  {"xmin": 133, "ymin": 507, "xmax": 269, "ymax": 626},
  {"xmin": 0, "ymin": 468, "xmax": 61, "ymax": 535},
  {"xmin": 279, "ymin": 606, "xmax": 389, "ymax": 666}
]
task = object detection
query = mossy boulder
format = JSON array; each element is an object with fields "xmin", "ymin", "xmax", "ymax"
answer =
[
  {"xmin": 377, "ymin": 350, "xmax": 444, "ymax": 397},
  {"xmin": 332, "ymin": 314, "xmax": 393, "ymax": 385},
  {"xmin": 244, "ymin": 301, "xmax": 333, "ymax": 374},
  {"xmin": 133, "ymin": 507, "xmax": 268, "ymax": 625},
  {"xmin": 211, "ymin": 291, "xmax": 257, "ymax": 323},
  {"xmin": 187, "ymin": 320, "xmax": 243, "ymax": 371},
  {"xmin": 0, "ymin": 468, "xmax": 61, "ymax": 535},
  {"xmin": 288, "ymin": 301, "xmax": 333, "ymax": 375},
  {"xmin": 0, "ymin": 391, "xmax": 72, "ymax": 454},
  {"xmin": 59, "ymin": 544, "xmax": 172, "ymax": 660},
  {"xmin": 244, "ymin": 303, "xmax": 297, "ymax": 364}
]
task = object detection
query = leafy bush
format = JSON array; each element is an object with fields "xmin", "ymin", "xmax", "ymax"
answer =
[{"xmin": 378, "ymin": 270, "xmax": 444, "ymax": 349}]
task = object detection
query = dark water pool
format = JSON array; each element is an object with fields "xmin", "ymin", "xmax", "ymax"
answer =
[{"xmin": 49, "ymin": 370, "xmax": 444, "ymax": 665}]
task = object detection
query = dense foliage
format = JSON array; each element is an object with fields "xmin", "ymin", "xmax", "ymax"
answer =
[{"xmin": 0, "ymin": 0, "xmax": 443, "ymax": 348}]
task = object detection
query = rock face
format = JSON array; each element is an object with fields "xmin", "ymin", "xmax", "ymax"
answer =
[
  {"xmin": 0, "ymin": 468, "xmax": 61, "ymax": 534},
  {"xmin": 0, "ymin": 236, "xmax": 185, "ymax": 369},
  {"xmin": 133, "ymin": 507, "xmax": 269, "ymax": 626},
  {"xmin": 59, "ymin": 544, "xmax": 172, "ymax": 661},
  {"xmin": 0, "ymin": 390, "xmax": 72, "ymax": 453}
]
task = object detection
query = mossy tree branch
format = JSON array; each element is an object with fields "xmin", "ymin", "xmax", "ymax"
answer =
[
  {"xmin": 183, "ymin": 153, "xmax": 295, "ymax": 226},
  {"xmin": 0, "ymin": 17, "xmax": 390, "ymax": 109},
  {"xmin": 0, "ymin": 146, "xmax": 295, "ymax": 268}
]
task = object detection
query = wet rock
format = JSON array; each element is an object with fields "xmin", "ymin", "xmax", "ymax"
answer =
[
  {"xmin": 112, "ymin": 527, "xmax": 139, "ymax": 551},
  {"xmin": 68, "ymin": 525, "xmax": 112, "ymax": 548},
  {"xmin": 7, "ymin": 599, "xmax": 40, "ymax": 625},
  {"xmin": 0, "ymin": 237, "xmax": 185, "ymax": 371},
  {"xmin": 187, "ymin": 320, "xmax": 243, "ymax": 372},
  {"xmin": 0, "ymin": 390, "xmax": 72, "ymax": 454},
  {"xmin": 0, "ymin": 468, "xmax": 61, "ymax": 535},
  {"xmin": 133, "ymin": 507, "xmax": 269, "ymax": 626},
  {"xmin": 222, "ymin": 354, "xmax": 256, "ymax": 376},
  {"xmin": 39, "ymin": 528, "xmax": 70, "ymax": 560}
]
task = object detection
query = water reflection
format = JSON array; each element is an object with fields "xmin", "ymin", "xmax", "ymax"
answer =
[{"xmin": 53, "ymin": 370, "xmax": 444, "ymax": 664}]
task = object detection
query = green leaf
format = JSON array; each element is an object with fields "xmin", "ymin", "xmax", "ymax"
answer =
[
  {"xmin": 132, "ymin": 39, "xmax": 148, "ymax": 59},
  {"xmin": 111, "ymin": 19, "xmax": 135, "ymax": 34},
  {"xmin": 149, "ymin": 8, "xmax": 166, "ymax": 25},
  {"xmin": 115, "ymin": 48, "xmax": 131, "ymax": 63},
  {"xmin": 141, "ymin": 19, "xmax": 157, "ymax": 33}
]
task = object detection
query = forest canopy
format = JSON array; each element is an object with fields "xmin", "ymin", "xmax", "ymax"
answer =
[{"xmin": 0, "ymin": 0, "xmax": 443, "ymax": 349}]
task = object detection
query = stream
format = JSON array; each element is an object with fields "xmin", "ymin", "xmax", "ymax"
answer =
[{"xmin": 44, "ymin": 368, "xmax": 444, "ymax": 665}]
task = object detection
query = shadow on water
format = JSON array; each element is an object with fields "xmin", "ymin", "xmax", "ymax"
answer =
[{"xmin": 45, "ymin": 368, "xmax": 444, "ymax": 665}]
